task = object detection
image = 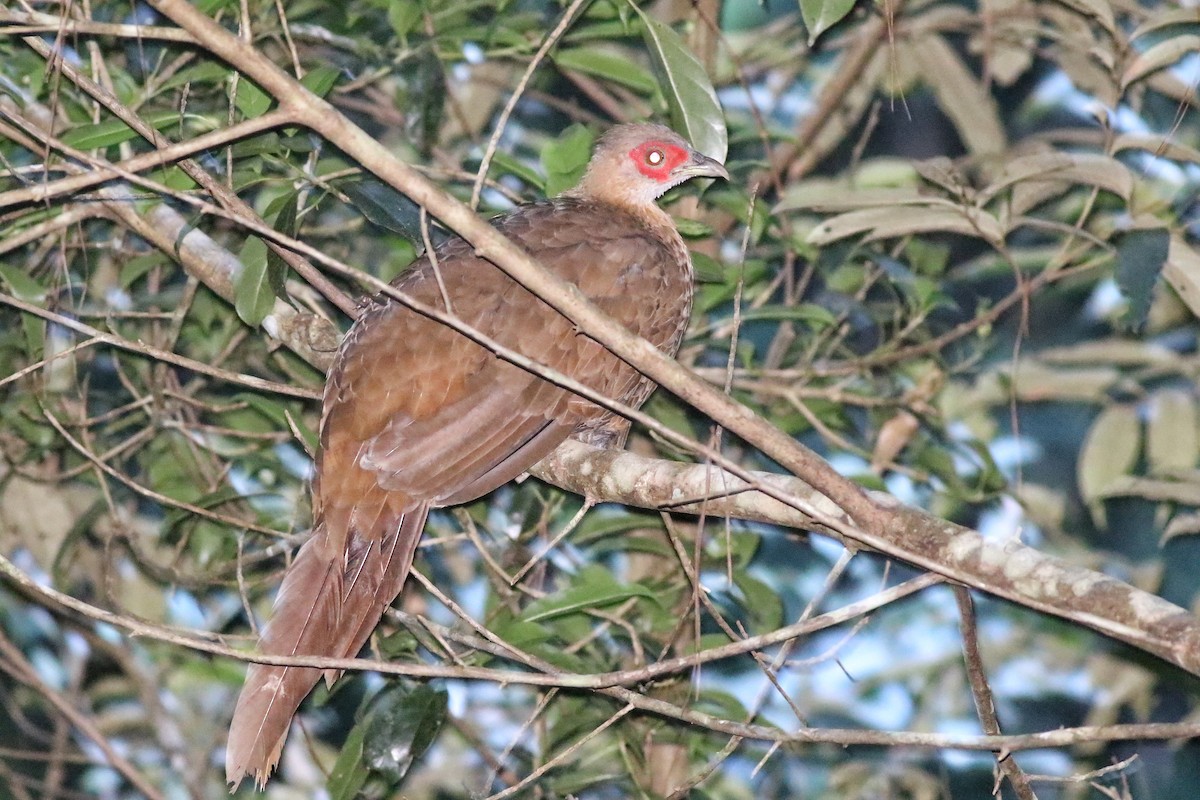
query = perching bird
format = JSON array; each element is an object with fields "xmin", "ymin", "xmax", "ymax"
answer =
[{"xmin": 225, "ymin": 123, "xmax": 728, "ymax": 787}]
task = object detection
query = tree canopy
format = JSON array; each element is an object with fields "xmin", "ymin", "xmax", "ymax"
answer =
[{"xmin": 1, "ymin": 0, "xmax": 1200, "ymax": 798}]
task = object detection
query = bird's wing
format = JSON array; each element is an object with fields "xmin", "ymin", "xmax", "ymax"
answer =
[{"xmin": 320, "ymin": 202, "xmax": 684, "ymax": 511}]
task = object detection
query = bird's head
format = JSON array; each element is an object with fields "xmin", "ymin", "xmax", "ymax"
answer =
[{"xmin": 569, "ymin": 123, "xmax": 729, "ymax": 210}]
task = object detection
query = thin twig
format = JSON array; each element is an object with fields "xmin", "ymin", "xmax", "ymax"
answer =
[{"xmin": 470, "ymin": 0, "xmax": 590, "ymax": 208}]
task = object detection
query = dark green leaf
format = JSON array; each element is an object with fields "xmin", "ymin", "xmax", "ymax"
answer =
[
  {"xmin": 1115, "ymin": 227, "xmax": 1169, "ymax": 331},
  {"xmin": 342, "ymin": 179, "xmax": 423, "ymax": 242},
  {"xmin": 491, "ymin": 617, "xmax": 555, "ymax": 649},
  {"xmin": 0, "ymin": 265, "xmax": 47, "ymax": 360},
  {"xmin": 586, "ymin": 534, "xmax": 673, "ymax": 557},
  {"xmin": 232, "ymin": 393, "xmax": 293, "ymax": 428},
  {"xmin": 637, "ymin": 13, "xmax": 727, "ymax": 163},
  {"xmin": 731, "ymin": 304, "xmax": 840, "ymax": 327},
  {"xmin": 642, "ymin": 393, "xmax": 700, "ymax": 443},
  {"xmin": 234, "ymin": 236, "xmax": 275, "ymax": 327},
  {"xmin": 119, "ymin": 254, "xmax": 165, "ymax": 288},
  {"xmin": 707, "ymin": 529, "xmax": 762, "ymax": 569},
  {"xmin": 152, "ymin": 165, "xmax": 198, "ymax": 192},
  {"xmin": 696, "ymin": 687, "xmax": 752, "ymax": 720},
  {"xmin": 60, "ymin": 112, "xmax": 182, "ymax": 149},
  {"xmin": 411, "ymin": 47, "xmax": 446, "ymax": 154},
  {"xmin": 674, "ymin": 218, "xmax": 715, "ymax": 238},
  {"xmin": 227, "ymin": 132, "xmax": 281, "ymax": 158},
  {"xmin": 361, "ymin": 684, "xmax": 448, "ymax": 781},
  {"xmin": 157, "ymin": 62, "xmax": 230, "ymax": 94},
  {"xmin": 574, "ymin": 509, "xmax": 663, "ymax": 545}
]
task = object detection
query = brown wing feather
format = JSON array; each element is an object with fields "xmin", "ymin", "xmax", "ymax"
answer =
[
  {"xmin": 225, "ymin": 501, "xmax": 427, "ymax": 788},
  {"xmin": 340, "ymin": 199, "xmax": 693, "ymax": 498}
]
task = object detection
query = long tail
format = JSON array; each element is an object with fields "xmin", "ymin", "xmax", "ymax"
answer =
[{"xmin": 224, "ymin": 504, "xmax": 430, "ymax": 788}]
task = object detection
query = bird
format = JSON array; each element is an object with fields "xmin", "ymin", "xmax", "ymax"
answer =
[{"xmin": 224, "ymin": 122, "xmax": 728, "ymax": 787}]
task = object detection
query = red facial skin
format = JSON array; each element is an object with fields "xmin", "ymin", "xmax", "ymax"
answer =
[{"xmin": 629, "ymin": 141, "xmax": 690, "ymax": 182}]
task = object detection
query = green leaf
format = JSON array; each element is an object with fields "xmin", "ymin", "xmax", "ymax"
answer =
[
  {"xmin": 388, "ymin": 0, "xmax": 423, "ymax": 38},
  {"xmin": 152, "ymin": 165, "xmax": 198, "ymax": 192},
  {"xmin": 733, "ymin": 304, "xmax": 840, "ymax": 327},
  {"xmin": 342, "ymin": 179, "xmax": 423, "ymax": 241},
  {"xmin": 234, "ymin": 78, "xmax": 272, "ymax": 118},
  {"xmin": 361, "ymin": 684, "xmax": 448, "ymax": 782},
  {"xmin": 696, "ymin": 687, "xmax": 751, "ymax": 720},
  {"xmin": 489, "ymin": 151, "xmax": 546, "ymax": 190},
  {"xmin": 523, "ymin": 565, "xmax": 657, "ymax": 623},
  {"xmin": 60, "ymin": 111, "xmax": 182, "ymax": 149},
  {"xmin": 642, "ymin": 392, "xmax": 700, "ymax": 443},
  {"xmin": 586, "ymin": 534, "xmax": 673, "ymax": 558},
  {"xmin": 232, "ymin": 393, "xmax": 293, "ymax": 428},
  {"xmin": 264, "ymin": 193, "xmax": 297, "ymax": 301},
  {"xmin": 541, "ymin": 124, "xmax": 594, "ymax": 197},
  {"xmin": 637, "ymin": 12, "xmax": 727, "ymax": 163},
  {"xmin": 674, "ymin": 218, "xmax": 714, "ymax": 238},
  {"xmin": 234, "ymin": 236, "xmax": 275, "ymax": 327},
  {"xmin": 491, "ymin": 617, "xmax": 555, "ymax": 649},
  {"xmin": 574, "ymin": 509, "xmax": 662, "ymax": 544},
  {"xmin": 553, "ymin": 47, "xmax": 658, "ymax": 94},
  {"xmin": 707, "ymin": 529, "xmax": 762, "ymax": 569},
  {"xmin": 0, "ymin": 263, "xmax": 47, "ymax": 301},
  {"xmin": 691, "ymin": 250, "xmax": 725, "ymax": 283},
  {"xmin": 0, "ymin": 264, "xmax": 47, "ymax": 360},
  {"xmin": 196, "ymin": 0, "xmax": 234, "ymax": 13},
  {"xmin": 799, "ymin": 0, "xmax": 857, "ymax": 44},
  {"xmin": 119, "ymin": 254, "xmax": 165, "ymax": 288},
  {"xmin": 157, "ymin": 62, "xmax": 231, "ymax": 94},
  {"xmin": 327, "ymin": 716, "xmax": 370, "ymax": 800},
  {"xmin": 300, "ymin": 66, "xmax": 341, "ymax": 98},
  {"xmin": 1115, "ymin": 227, "xmax": 1169, "ymax": 331}
]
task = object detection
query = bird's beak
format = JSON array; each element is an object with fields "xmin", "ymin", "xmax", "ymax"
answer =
[{"xmin": 675, "ymin": 150, "xmax": 730, "ymax": 182}]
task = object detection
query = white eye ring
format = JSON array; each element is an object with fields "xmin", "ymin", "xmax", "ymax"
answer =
[{"xmin": 646, "ymin": 149, "xmax": 664, "ymax": 166}]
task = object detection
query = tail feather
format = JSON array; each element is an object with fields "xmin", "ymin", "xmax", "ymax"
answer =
[{"xmin": 224, "ymin": 504, "xmax": 430, "ymax": 788}]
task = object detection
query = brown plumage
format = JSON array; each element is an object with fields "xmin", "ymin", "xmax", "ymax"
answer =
[{"xmin": 225, "ymin": 123, "xmax": 728, "ymax": 787}]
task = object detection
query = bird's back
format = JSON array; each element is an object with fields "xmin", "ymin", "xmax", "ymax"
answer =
[{"xmin": 317, "ymin": 197, "xmax": 694, "ymax": 514}]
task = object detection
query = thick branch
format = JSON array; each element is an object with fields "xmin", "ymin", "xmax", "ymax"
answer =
[{"xmin": 532, "ymin": 441, "xmax": 1200, "ymax": 676}]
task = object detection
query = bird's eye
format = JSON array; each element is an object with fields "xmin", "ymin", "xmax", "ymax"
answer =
[{"xmin": 645, "ymin": 148, "xmax": 665, "ymax": 166}]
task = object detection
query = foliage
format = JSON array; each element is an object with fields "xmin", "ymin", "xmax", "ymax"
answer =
[{"xmin": 1, "ymin": 0, "xmax": 1199, "ymax": 799}]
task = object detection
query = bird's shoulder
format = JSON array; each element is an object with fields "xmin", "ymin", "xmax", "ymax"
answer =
[{"xmin": 495, "ymin": 196, "xmax": 678, "ymax": 249}]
